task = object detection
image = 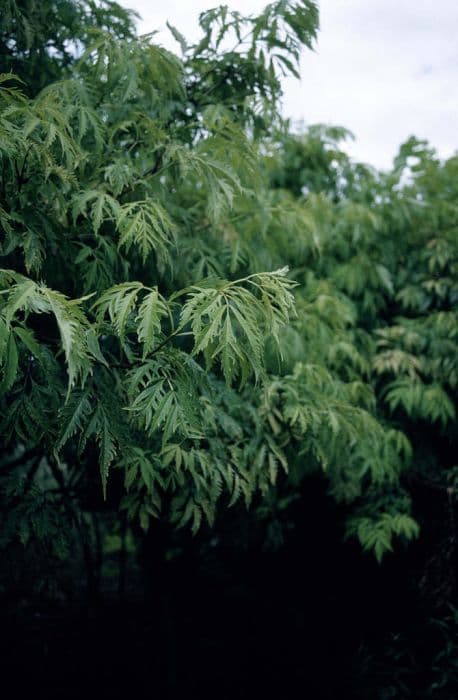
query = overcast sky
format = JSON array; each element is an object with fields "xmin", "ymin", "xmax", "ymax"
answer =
[{"xmin": 123, "ymin": 0, "xmax": 458, "ymax": 170}]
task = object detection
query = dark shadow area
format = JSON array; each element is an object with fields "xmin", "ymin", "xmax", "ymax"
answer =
[{"xmin": 2, "ymin": 476, "xmax": 455, "ymax": 699}]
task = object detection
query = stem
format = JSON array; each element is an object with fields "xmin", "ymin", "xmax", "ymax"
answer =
[
  {"xmin": 118, "ymin": 511, "xmax": 128, "ymax": 602},
  {"xmin": 23, "ymin": 457, "xmax": 41, "ymax": 495},
  {"xmin": 196, "ymin": 27, "xmax": 254, "ymax": 98},
  {"xmin": 48, "ymin": 457, "xmax": 100, "ymax": 604},
  {"xmin": 150, "ymin": 329, "xmax": 188, "ymax": 356},
  {"xmin": 16, "ymin": 146, "xmax": 32, "ymax": 193},
  {"xmin": 119, "ymin": 159, "xmax": 174, "ymax": 198},
  {"xmin": 92, "ymin": 511, "xmax": 103, "ymax": 593}
]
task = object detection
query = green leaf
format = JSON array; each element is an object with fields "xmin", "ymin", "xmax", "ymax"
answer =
[
  {"xmin": 167, "ymin": 22, "xmax": 188, "ymax": 53},
  {"xmin": 40, "ymin": 287, "xmax": 92, "ymax": 390},
  {"xmin": 117, "ymin": 200, "xmax": 176, "ymax": 264},
  {"xmin": 0, "ymin": 331, "xmax": 18, "ymax": 394},
  {"xmin": 92, "ymin": 282, "xmax": 143, "ymax": 339},
  {"xmin": 13, "ymin": 325, "xmax": 44, "ymax": 363},
  {"xmin": 136, "ymin": 288, "xmax": 168, "ymax": 357},
  {"xmin": 180, "ymin": 269, "xmax": 296, "ymax": 386}
]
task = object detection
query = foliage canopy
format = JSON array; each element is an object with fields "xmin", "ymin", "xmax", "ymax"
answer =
[{"xmin": 0, "ymin": 0, "xmax": 456, "ymax": 587}]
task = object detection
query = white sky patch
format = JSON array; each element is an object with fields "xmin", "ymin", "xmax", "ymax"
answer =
[{"xmin": 123, "ymin": 0, "xmax": 458, "ymax": 170}]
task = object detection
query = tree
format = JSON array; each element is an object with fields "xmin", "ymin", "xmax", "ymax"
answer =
[
  {"xmin": 0, "ymin": 0, "xmax": 455, "ymax": 593},
  {"xmin": 0, "ymin": 0, "xmax": 136, "ymax": 94},
  {"xmin": 265, "ymin": 127, "xmax": 457, "ymax": 567},
  {"xmin": 1, "ymin": 1, "xmax": 457, "ymax": 697},
  {"xmin": 0, "ymin": 0, "xmax": 340, "ymax": 592}
]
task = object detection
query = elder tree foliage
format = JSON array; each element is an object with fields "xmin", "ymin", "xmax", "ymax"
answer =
[
  {"xmin": 0, "ymin": 0, "xmax": 323, "ymax": 541},
  {"xmin": 0, "ymin": 0, "xmax": 456, "ymax": 576},
  {"xmin": 264, "ymin": 129, "xmax": 457, "ymax": 564}
]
